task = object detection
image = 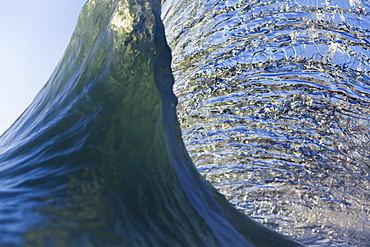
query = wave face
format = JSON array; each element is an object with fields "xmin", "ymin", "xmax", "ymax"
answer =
[
  {"xmin": 162, "ymin": 0, "xmax": 370, "ymax": 246},
  {"xmin": 0, "ymin": 0, "xmax": 304, "ymax": 246}
]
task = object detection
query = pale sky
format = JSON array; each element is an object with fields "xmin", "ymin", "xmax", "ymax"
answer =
[{"xmin": 0, "ymin": 0, "xmax": 87, "ymax": 135}]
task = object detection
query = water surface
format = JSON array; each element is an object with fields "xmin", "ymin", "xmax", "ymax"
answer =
[{"xmin": 162, "ymin": 0, "xmax": 370, "ymax": 245}]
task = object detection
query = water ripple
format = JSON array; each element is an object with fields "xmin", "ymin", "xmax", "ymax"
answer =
[{"xmin": 163, "ymin": 0, "xmax": 370, "ymax": 245}]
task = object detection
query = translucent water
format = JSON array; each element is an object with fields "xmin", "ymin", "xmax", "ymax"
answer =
[
  {"xmin": 163, "ymin": 0, "xmax": 370, "ymax": 245},
  {"xmin": 0, "ymin": 0, "xmax": 303, "ymax": 246},
  {"xmin": 1, "ymin": 0, "xmax": 369, "ymax": 246}
]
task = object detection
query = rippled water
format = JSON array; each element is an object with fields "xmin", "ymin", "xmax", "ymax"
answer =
[
  {"xmin": 1, "ymin": 0, "xmax": 369, "ymax": 245},
  {"xmin": 163, "ymin": 0, "xmax": 370, "ymax": 245},
  {"xmin": 1, "ymin": 1, "xmax": 304, "ymax": 246}
]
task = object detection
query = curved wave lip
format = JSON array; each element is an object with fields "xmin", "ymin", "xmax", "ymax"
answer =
[
  {"xmin": 163, "ymin": 0, "xmax": 370, "ymax": 246},
  {"xmin": 0, "ymin": 0, "xmax": 303, "ymax": 246}
]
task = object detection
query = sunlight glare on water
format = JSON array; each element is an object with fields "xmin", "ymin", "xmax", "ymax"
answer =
[{"xmin": 162, "ymin": 0, "xmax": 370, "ymax": 245}]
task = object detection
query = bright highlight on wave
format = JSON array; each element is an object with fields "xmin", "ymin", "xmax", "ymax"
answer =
[
  {"xmin": 1, "ymin": 0, "xmax": 369, "ymax": 246},
  {"xmin": 0, "ymin": 0, "xmax": 303, "ymax": 246},
  {"xmin": 163, "ymin": 0, "xmax": 370, "ymax": 245}
]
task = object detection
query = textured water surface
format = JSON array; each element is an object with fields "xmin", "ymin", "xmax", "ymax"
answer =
[
  {"xmin": 162, "ymin": 0, "xmax": 370, "ymax": 245},
  {"xmin": 0, "ymin": 0, "xmax": 369, "ymax": 246},
  {"xmin": 0, "ymin": 0, "xmax": 303, "ymax": 246}
]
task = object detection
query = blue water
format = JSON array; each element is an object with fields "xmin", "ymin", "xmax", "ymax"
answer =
[
  {"xmin": 0, "ymin": 0, "xmax": 369, "ymax": 246},
  {"xmin": 0, "ymin": 0, "xmax": 302, "ymax": 246},
  {"xmin": 163, "ymin": 0, "xmax": 370, "ymax": 245}
]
